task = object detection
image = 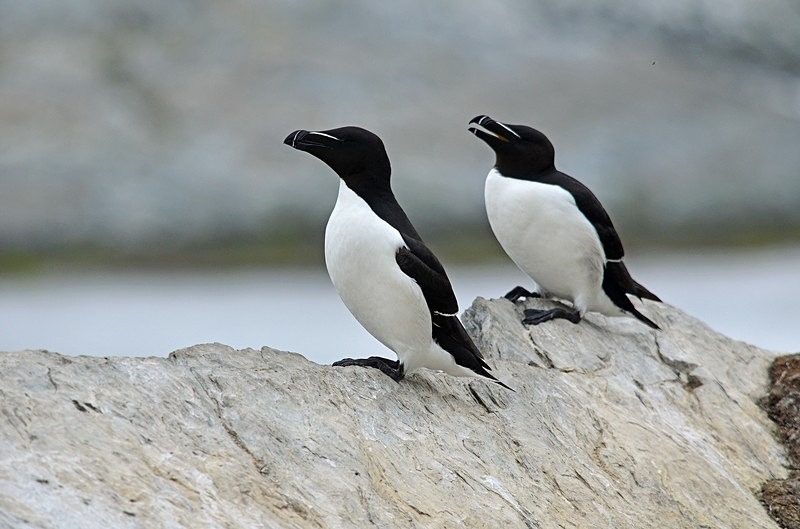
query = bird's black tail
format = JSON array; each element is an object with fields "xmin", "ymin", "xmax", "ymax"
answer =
[
  {"xmin": 603, "ymin": 262, "xmax": 661, "ymax": 330},
  {"xmin": 607, "ymin": 261, "xmax": 661, "ymax": 302},
  {"xmin": 433, "ymin": 314, "xmax": 514, "ymax": 391},
  {"xmin": 623, "ymin": 303, "xmax": 660, "ymax": 330},
  {"xmin": 631, "ymin": 279, "xmax": 661, "ymax": 302}
]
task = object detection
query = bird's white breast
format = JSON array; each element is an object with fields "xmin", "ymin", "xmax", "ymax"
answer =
[
  {"xmin": 484, "ymin": 168, "xmax": 605, "ymax": 309},
  {"xmin": 324, "ymin": 181, "xmax": 432, "ymax": 362}
]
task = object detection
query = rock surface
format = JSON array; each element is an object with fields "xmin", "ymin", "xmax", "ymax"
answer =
[{"xmin": 0, "ymin": 298, "xmax": 789, "ymax": 528}]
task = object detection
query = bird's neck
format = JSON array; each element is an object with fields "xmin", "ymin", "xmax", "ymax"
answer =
[
  {"xmin": 342, "ymin": 174, "xmax": 422, "ymax": 241},
  {"xmin": 496, "ymin": 163, "xmax": 557, "ymax": 182}
]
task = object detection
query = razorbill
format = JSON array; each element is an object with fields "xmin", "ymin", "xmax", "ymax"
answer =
[
  {"xmin": 468, "ymin": 115, "xmax": 661, "ymax": 329},
  {"xmin": 284, "ymin": 126, "xmax": 510, "ymax": 389}
]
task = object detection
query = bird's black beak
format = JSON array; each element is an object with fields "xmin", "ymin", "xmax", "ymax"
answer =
[
  {"xmin": 468, "ymin": 115, "xmax": 520, "ymax": 150},
  {"xmin": 283, "ymin": 129, "xmax": 342, "ymax": 152},
  {"xmin": 284, "ymin": 129, "xmax": 308, "ymax": 148}
]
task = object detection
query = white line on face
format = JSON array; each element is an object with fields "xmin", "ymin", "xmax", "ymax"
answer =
[
  {"xmin": 495, "ymin": 121, "xmax": 521, "ymax": 139},
  {"xmin": 308, "ymin": 131, "xmax": 342, "ymax": 141}
]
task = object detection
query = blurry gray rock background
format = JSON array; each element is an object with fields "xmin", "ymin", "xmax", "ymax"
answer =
[{"xmin": 2, "ymin": 0, "xmax": 799, "ymax": 261}]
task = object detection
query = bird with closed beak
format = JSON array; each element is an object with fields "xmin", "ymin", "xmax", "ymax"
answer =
[{"xmin": 285, "ymin": 125, "xmax": 511, "ymax": 389}]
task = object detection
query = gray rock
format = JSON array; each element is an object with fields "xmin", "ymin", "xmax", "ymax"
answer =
[{"xmin": 0, "ymin": 298, "xmax": 787, "ymax": 528}]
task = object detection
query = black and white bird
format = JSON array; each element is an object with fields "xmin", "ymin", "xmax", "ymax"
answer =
[
  {"xmin": 284, "ymin": 126, "xmax": 510, "ymax": 389},
  {"xmin": 468, "ymin": 115, "xmax": 661, "ymax": 329}
]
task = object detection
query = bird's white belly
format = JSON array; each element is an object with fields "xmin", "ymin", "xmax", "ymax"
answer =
[
  {"xmin": 485, "ymin": 169, "xmax": 604, "ymax": 309},
  {"xmin": 325, "ymin": 182, "xmax": 431, "ymax": 363}
]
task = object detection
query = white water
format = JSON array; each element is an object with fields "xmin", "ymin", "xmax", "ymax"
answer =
[{"xmin": 1, "ymin": 247, "xmax": 797, "ymax": 364}]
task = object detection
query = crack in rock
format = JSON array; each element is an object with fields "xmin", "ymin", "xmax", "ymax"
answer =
[
  {"xmin": 655, "ymin": 335, "xmax": 704, "ymax": 391},
  {"xmin": 189, "ymin": 369, "xmax": 265, "ymax": 474}
]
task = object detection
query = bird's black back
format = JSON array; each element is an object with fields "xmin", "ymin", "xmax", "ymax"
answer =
[{"xmin": 525, "ymin": 168, "xmax": 625, "ymax": 262}]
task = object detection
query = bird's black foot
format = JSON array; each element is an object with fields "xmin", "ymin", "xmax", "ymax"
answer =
[
  {"xmin": 522, "ymin": 308, "xmax": 581, "ymax": 326},
  {"xmin": 332, "ymin": 356, "xmax": 404, "ymax": 382},
  {"xmin": 504, "ymin": 286, "xmax": 541, "ymax": 302}
]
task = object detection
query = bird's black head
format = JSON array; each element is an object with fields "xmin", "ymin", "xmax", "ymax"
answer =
[
  {"xmin": 284, "ymin": 126, "xmax": 391, "ymax": 186},
  {"xmin": 468, "ymin": 115, "xmax": 555, "ymax": 176}
]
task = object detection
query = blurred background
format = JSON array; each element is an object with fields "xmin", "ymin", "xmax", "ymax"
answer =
[{"xmin": 1, "ymin": 0, "xmax": 798, "ymax": 362}]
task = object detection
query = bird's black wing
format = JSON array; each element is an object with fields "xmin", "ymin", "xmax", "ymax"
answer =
[
  {"xmin": 544, "ymin": 170, "xmax": 625, "ymax": 261},
  {"xmin": 394, "ymin": 235, "xmax": 484, "ymax": 363},
  {"xmin": 395, "ymin": 234, "xmax": 458, "ymax": 316},
  {"xmin": 395, "ymin": 234, "xmax": 512, "ymax": 388}
]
